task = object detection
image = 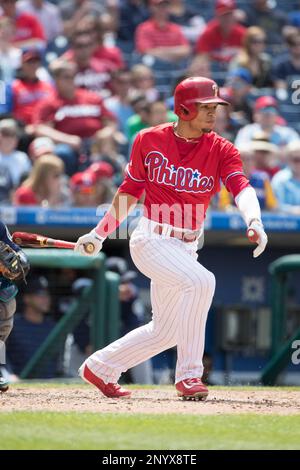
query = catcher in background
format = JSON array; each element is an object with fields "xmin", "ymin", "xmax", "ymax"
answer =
[{"xmin": 0, "ymin": 221, "xmax": 30, "ymax": 392}]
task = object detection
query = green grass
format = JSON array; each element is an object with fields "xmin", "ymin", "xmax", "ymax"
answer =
[{"xmin": 1, "ymin": 412, "xmax": 300, "ymax": 450}]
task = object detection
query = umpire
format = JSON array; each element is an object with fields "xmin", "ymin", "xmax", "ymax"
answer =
[{"xmin": 0, "ymin": 221, "xmax": 30, "ymax": 392}]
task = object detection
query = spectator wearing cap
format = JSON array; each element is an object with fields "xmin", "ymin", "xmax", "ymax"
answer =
[
  {"xmin": 229, "ymin": 26, "xmax": 273, "ymax": 88},
  {"xmin": 235, "ymin": 96, "xmax": 300, "ymax": 149},
  {"xmin": 0, "ymin": 119, "xmax": 31, "ymax": 190},
  {"xmin": 224, "ymin": 67, "xmax": 253, "ymax": 129},
  {"xmin": 70, "ymin": 165, "xmax": 115, "ymax": 207},
  {"xmin": 0, "ymin": 0, "xmax": 46, "ymax": 50},
  {"xmin": 0, "ymin": 17, "xmax": 21, "ymax": 82},
  {"xmin": 250, "ymin": 133, "xmax": 281, "ymax": 178},
  {"xmin": 70, "ymin": 171, "xmax": 97, "ymax": 207},
  {"xmin": 273, "ymin": 30, "xmax": 300, "ymax": 101},
  {"xmin": 271, "ymin": 141, "xmax": 300, "ymax": 215},
  {"xmin": 135, "ymin": 0, "xmax": 191, "ymax": 63},
  {"xmin": 195, "ymin": 0, "xmax": 246, "ymax": 64},
  {"xmin": 14, "ymin": 154, "xmax": 68, "ymax": 206},
  {"xmin": 31, "ymin": 60, "xmax": 116, "ymax": 176},
  {"xmin": 3, "ymin": 48, "xmax": 54, "ymax": 126},
  {"xmin": 218, "ymin": 143, "xmax": 277, "ymax": 211},
  {"xmin": 84, "ymin": 161, "xmax": 116, "ymax": 205},
  {"xmin": 17, "ymin": 0, "xmax": 63, "ymax": 43},
  {"xmin": 6, "ymin": 275, "xmax": 58, "ymax": 379},
  {"xmin": 243, "ymin": 0, "xmax": 287, "ymax": 50}
]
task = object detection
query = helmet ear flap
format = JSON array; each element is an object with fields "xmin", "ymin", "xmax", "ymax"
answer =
[{"xmin": 178, "ymin": 103, "xmax": 198, "ymax": 121}]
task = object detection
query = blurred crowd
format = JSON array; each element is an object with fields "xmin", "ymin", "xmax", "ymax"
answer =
[{"xmin": 0, "ymin": 0, "xmax": 299, "ymax": 214}]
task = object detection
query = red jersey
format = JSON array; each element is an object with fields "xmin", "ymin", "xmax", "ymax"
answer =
[
  {"xmin": 12, "ymin": 79, "xmax": 54, "ymax": 125},
  {"xmin": 195, "ymin": 19, "xmax": 246, "ymax": 63},
  {"xmin": 119, "ymin": 123, "xmax": 249, "ymax": 230},
  {"xmin": 6, "ymin": 12, "xmax": 45, "ymax": 45},
  {"xmin": 135, "ymin": 19, "xmax": 189, "ymax": 54},
  {"xmin": 61, "ymin": 51, "xmax": 112, "ymax": 95},
  {"xmin": 34, "ymin": 89, "xmax": 115, "ymax": 138}
]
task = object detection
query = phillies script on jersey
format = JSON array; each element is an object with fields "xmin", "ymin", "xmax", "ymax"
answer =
[{"xmin": 119, "ymin": 123, "xmax": 249, "ymax": 230}]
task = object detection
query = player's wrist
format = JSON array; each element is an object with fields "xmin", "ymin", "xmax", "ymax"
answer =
[
  {"xmin": 91, "ymin": 228, "xmax": 106, "ymax": 242},
  {"xmin": 248, "ymin": 218, "xmax": 263, "ymax": 228},
  {"xmin": 95, "ymin": 212, "xmax": 120, "ymax": 239}
]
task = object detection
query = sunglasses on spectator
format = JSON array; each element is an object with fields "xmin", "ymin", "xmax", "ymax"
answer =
[
  {"xmin": 291, "ymin": 157, "xmax": 300, "ymax": 163},
  {"xmin": 290, "ymin": 42, "xmax": 300, "ymax": 47}
]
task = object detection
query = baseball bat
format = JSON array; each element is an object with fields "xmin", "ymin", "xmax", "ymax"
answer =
[
  {"xmin": 12, "ymin": 232, "xmax": 95, "ymax": 254},
  {"xmin": 247, "ymin": 228, "xmax": 259, "ymax": 243}
]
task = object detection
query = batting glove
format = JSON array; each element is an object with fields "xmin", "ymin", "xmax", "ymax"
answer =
[
  {"xmin": 247, "ymin": 219, "xmax": 268, "ymax": 258},
  {"xmin": 74, "ymin": 229, "xmax": 105, "ymax": 256}
]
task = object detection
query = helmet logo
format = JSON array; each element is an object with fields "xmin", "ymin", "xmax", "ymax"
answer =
[{"xmin": 212, "ymin": 84, "xmax": 218, "ymax": 97}]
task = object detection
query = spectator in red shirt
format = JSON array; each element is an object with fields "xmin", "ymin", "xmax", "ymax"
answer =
[
  {"xmin": 14, "ymin": 153, "xmax": 66, "ymax": 206},
  {"xmin": 135, "ymin": 0, "xmax": 191, "ymax": 63},
  {"xmin": 92, "ymin": 15, "xmax": 124, "ymax": 71},
  {"xmin": 0, "ymin": 0, "xmax": 46, "ymax": 49},
  {"xmin": 10, "ymin": 49, "xmax": 54, "ymax": 125},
  {"xmin": 61, "ymin": 32, "xmax": 111, "ymax": 98},
  {"xmin": 32, "ymin": 60, "xmax": 116, "ymax": 175},
  {"xmin": 195, "ymin": 0, "xmax": 246, "ymax": 64},
  {"xmin": 71, "ymin": 14, "xmax": 124, "ymax": 72}
]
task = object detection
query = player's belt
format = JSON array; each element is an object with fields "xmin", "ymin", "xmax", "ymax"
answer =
[{"xmin": 153, "ymin": 224, "xmax": 200, "ymax": 243}]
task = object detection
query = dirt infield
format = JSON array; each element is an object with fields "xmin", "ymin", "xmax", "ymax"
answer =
[{"xmin": 1, "ymin": 386, "xmax": 300, "ymax": 415}]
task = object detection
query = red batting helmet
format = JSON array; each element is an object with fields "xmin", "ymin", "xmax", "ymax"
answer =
[{"xmin": 174, "ymin": 77, "xmax": 229, "ymax": 121}]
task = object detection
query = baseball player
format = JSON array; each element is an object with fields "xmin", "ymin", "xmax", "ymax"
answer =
[
  {"xmin": 0, "ymin": 222, "xmax": 30, "ymax": 392},
  {"xmin": 75, "ymin": 77, "xmax": 268, "ymax": 400}
]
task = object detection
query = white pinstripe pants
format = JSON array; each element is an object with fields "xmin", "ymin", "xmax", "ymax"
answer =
[{"xmin": 84, "ymin": 217, "xmax": 216, "ymax": 384}]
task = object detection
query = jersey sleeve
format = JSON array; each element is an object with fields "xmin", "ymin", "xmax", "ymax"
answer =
[
  {"xmin": 220, "ymin": 140, "xmax": 250, "ymax": 198},
  {"xmin": 118, "ymin": 132, "xmax": 146, "ymax": 199}
]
